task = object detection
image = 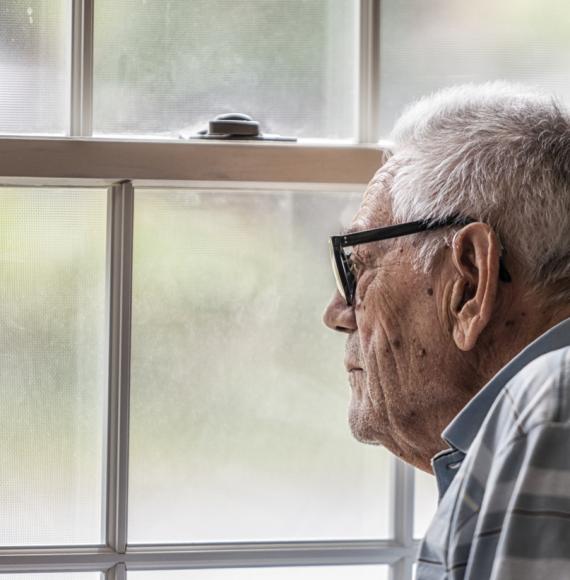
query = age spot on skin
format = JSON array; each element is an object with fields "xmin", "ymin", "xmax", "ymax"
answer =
[
  {"xmin": 505, "ymin": 320, "xmax": 515, "ymax": 327},
  {"xmin": 426, "ymin": 288, "xmax": 434, "ymax": 296},
  {"xmin": 393, "ymin": 338, "xmax": 401, "ymax": 349}
]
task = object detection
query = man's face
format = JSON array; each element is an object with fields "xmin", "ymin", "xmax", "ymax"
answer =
[{"xmin": 323, "ymin": 161, "xmax": 468, "ymax": 468}]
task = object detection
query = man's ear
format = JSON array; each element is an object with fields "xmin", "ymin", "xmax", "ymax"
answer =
[{"xmin": 449, "ymin": 223, "xmax": 500, "ymax": 351}]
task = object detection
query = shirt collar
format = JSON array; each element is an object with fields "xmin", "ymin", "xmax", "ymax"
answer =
[{"xmin": 443, "ymin": 316, "xmax": 570, "ymax": 454}]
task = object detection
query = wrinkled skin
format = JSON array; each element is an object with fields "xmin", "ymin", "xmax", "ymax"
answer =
[{"xmin": 323, "ymin": 158, "xmax": 568, "ymax": 472}]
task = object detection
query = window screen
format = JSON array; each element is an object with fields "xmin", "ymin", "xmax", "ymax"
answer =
[
  {"xmin": 93, "ymin": 0, "xmax": 356, "ymax": 139},
  {"xmin": 0, "ymin": 0, "xmax": 70, "ymax": 135},
  {"xmin": 129, "ymin": 566, "xmax": 389, "ymax": 580},
  {"xmin": 414, "ymin": 468, "xmax": 439, "ymax": 539},
  {"xmin": 379, "ymin": 0, "xmax": 570, "ymax": 133},
  {"xmin": 128, "ymin": 188, "xmax": 391, "ymax": 543},
  {"xmin": 0, "ymin": 188, "xmax": 107, "ymax": 545}
]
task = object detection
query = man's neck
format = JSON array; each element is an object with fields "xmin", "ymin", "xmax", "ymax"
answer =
[{"xmin": 478, "ymin": 296, "xmax": 570, "ymax": 387}]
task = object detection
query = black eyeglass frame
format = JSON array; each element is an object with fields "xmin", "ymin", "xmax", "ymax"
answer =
[{"xmin": 329, "ymin": 215, "xmax": 511, "ymax": 306}]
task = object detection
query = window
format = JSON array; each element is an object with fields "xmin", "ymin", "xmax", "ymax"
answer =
[
  {"xmin": 0, "ymin": 572, "xmax": 103, "ymax": 580},
  {"xmin": 129, "ymin": 188, "xmax": 391, "ymax": 544},
  {"xmin": 92, "ymin": 0, "xmax": 357, "ymax": 139},
  {"xmin": 1, "ymin": 1, "xmax": 568, "ymax": 579},
  {"xmin": 129, "ymin": 567, "xmax": 389, "ymax": 580},
  {"xmin": 379, "ymin": 0, "xmax": 570, "ymax": 134},
  {"xmin": 0, "ymin": 188, "xmax": 107, "ymax": 546},
  {"xmin": 0, "ymin": 0, "xmax": 71, "ymax": 135}
]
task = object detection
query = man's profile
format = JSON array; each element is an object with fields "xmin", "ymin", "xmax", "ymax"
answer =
[{"xmin": 323, "ymin": 82, "xmax": 570, "ymax": 580}]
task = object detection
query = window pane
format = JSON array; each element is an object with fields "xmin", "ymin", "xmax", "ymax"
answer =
[
  {"xmin": 94, "ymin": 0, "xmax": 356, "ymax": 139},
  {"xmin": 0, "ymin": 575, "xmax": 102, "ymax": 580},
  {"xmin": 129, "ymin": 189, "xmax": 390, "ymax": 543},
  {"xmin": 380, "ymin": 0, "xmax": 570, "ymax": 133},
  {"xmin": 0, "ymin": 188, "xmax": 107, "ymax": 545},
  {"xmin": 129, "ymin": 566, "xmax": 389, "ymax": 580},
  {"xmin": 414, "ymin": 468, "xmax": 438, "ymax": 539},
  {"xmin": 0, "ymin": 0, "xmax": 70, "ymax": 135}
]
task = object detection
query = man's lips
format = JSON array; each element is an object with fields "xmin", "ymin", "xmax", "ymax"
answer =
[
  {"xmin": 345, "ymin": 360, "xmax": 363, "ymax": 372},
  {"xmin": 345, "ymin": 338, "xmax": 362, "ymax": 372}
]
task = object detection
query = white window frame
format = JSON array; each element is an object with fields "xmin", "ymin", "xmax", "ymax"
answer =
[{"xmin": 0, "ymin": 1, "xmax": 422, "ymax": 579}]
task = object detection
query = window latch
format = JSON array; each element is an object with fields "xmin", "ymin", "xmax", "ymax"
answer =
[{"xmin": 183, "ymin": 113, "xmax": 297, "ymax": 142}]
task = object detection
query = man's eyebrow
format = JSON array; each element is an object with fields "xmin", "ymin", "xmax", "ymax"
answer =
[
  {"xmin": 341, "ymin": 224, "xmax": 384, "ymax": 236},
  {"xmin": 341, "ymin": 225, "xmax": 363, "ymax": 236}
]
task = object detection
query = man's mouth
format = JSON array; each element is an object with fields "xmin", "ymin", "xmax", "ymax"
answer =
[
  {"xmin": 345, "ymin": 337, "xmax": 363, "ymax": 372},
  {"xmin": 345, "ymin": 360, "xmax": 363, "ymax": 372}
]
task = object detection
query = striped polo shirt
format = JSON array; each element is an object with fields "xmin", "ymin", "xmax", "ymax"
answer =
[{"xmin": 416, "ymin": 317, "xmax": 570, "ymax": 580}]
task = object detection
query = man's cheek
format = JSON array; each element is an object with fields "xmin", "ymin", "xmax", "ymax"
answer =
[
  {"xmin": 360, "ymin": 329, "xmax": 389, "ymax": 384},
  {"xmin": 354, "ymin": 267, "xmax": 381, "ymax": 306},
  {"xmin": 356, "ymin": 321, "xmax": 375, "ymax": 366}
]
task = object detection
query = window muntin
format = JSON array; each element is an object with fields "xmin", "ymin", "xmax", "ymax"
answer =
[
  {"xmin": 0, "ymin": 1, "xmax": 70, "ymax": 135},
  {"xmin": 0, "ymin": 188, "xmax": 107, "ymax": 545}
]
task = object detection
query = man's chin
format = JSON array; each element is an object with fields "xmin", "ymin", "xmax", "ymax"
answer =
[{"xmin": 348, "ymin": 405, "xmax": 383, "ymax": 445}]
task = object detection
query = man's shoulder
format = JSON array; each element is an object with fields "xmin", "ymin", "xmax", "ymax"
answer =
[
  {"xmin": 506, "ymin": 344, "xmax": 570, "ymax": 423},
  {"xmin": 518, "ymin": 343, "xmax": 570, "ymax": 383},
  {"xmin": 481, "ymin": 346, "xmax": 570, "ymax": 451}
]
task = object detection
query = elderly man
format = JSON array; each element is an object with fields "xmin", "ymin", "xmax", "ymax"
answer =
[{"xmin": 323, "ymin": 83, "xmax": 570, "ymax": 580}]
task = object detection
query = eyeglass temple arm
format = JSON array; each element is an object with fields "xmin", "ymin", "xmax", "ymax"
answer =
[
  {"xmin": 335, "ymin": 216, "xmax": 470, "ymax": 247},
  {"xmin": 332, "ymin": 216, "xmax": 512, "ymax": 282}
]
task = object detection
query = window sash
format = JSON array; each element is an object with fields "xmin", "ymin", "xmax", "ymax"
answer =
[
  {"xmin": 0, "ymin": 539, "xmax": 420, "ymax": 574},
  {"xmin": 0, "ymin": 177, "xmax": 417, "ymax": 580},
  {"xmin": 0, "ymin": 138, "xmax": 385, "ymax": 185},
  {"xmin": 6, "ymin": 0, "xmax": 382, "ymax": 144}
]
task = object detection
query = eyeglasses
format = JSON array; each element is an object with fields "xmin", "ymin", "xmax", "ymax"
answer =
[{"xmin": 329, "ymin": 216, "xmax": 511, "ymax": 306}]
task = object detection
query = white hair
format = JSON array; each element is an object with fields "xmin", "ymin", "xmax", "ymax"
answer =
[{"xmin": 387, "ymin": 82, "xmax": 570, "ymax": 303}]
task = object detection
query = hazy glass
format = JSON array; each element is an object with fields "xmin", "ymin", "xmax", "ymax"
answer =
[
  {"xmin": 129, "ymin": 189, "xmax": 390, "ymax": 543},
  {"xmin": 0, "ymin": 188, "xmax": 107, "ymax": 545},
  {"xmin": 93, "ymin": 0, "xmax": 356, "ymax": 139},
  {"xmin": 0, "ymin": 0, "xmax": 70, "ymax": 135},
  {"xmin": 380, "ymin": 0, "xmax": 570, "ymax": 134},
  {"xmin": 130, "ymin": 566, "xmax": 388, "ymax": 580},
  {"xmin": 414, "ymin": 468, "xmax": 439, "ymax": 539}
]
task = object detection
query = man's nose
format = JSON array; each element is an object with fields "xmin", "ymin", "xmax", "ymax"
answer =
[{"xmin": 322, "ymin": 291, "xmax": 357, "ymax": 333}]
